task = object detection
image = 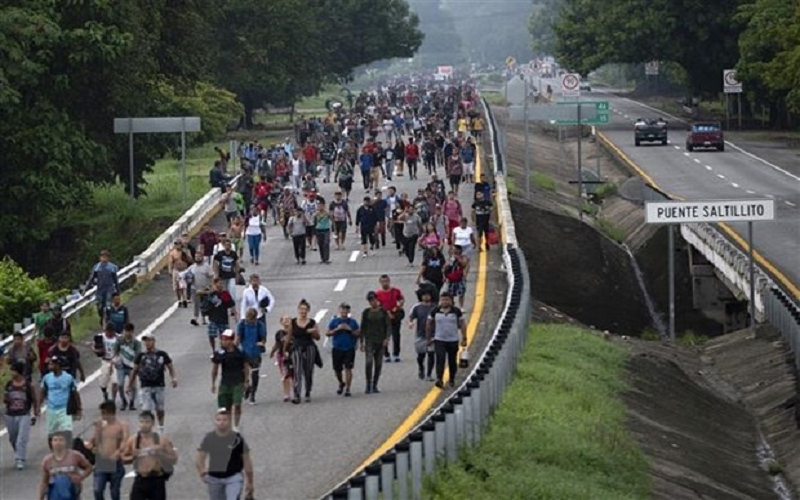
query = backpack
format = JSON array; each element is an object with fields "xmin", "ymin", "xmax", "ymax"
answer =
[
  {"xmin": 134, "ymin": 432, "xmax": 173, "ymax": 480},
  {"xmin": 444, "ymin": 259, "xmax": 464, "ymax": 282},
  {"xmin": 137, "ymin": 352, "xmax": 163, "ymax": 385},
  {"xmin": 72, "ymin": 437, "xmax": 96, "ymax": 465}
]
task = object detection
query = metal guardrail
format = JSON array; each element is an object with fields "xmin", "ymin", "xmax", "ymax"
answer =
[
  {"xmin": 1, "ymin": 175, "xmax": 240, "ymax": 352},
  {"xmin": 319, "ymin": 98, "xmax": 532, "ymax": 500},
  {"xmin": 765, "ymin": 287, "xmax": 800, "ymax": 370}
]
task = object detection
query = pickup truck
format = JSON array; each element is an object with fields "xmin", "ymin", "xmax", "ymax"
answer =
[
  {"xmin": 686, "ymin": 122, "xmax": 724, "ymax": 151},
  {"xmin": 634, "ymin": 118, "xmax": 668, "ymax": 146}
]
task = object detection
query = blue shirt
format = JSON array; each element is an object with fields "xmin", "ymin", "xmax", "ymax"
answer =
[
  {"xmin": 236, "ymin": 320, "xmax": 267, "ymax": 358},
  {"xmin": 41, "ymin": 372, "xmax": 76, "ymax": 410},
  {"xmin": 460, "ymin": 146, "xmax": 475, "ymax": 163},
  {"xmin": 359, "ymin": 152, "xmax": 373, "ymax": 171},
  {"xmin": 328, "ymin": 317, "xmax": 360, "ymax": 351}
]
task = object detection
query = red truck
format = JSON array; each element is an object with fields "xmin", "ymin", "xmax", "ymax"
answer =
[{"xmin": 686, "ymin": 122, "xmax": 724, "ymax": 152}]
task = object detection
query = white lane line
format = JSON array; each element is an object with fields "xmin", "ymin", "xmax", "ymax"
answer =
[
  {"xmin": 349, "ymin": 251, "xmax": 359, "ymax": 262},
  {"xmin": 717, "ymin": 174, "xmax": 726, "ymax": 179},
  {"xmin": 787, "ymin": 201, "xmax": 797, "ymax": 207},
  {"xmin": 673, "ymin": 145, "xmax": 681, "ymax": 150},
  {"xmin": 724, "ymin": 141, "xmax": 800, "ymax": 182},
  {"xmin": 693, "ymin": 158, "xmax": 701, "ymax": 164},
  {"xmin": 732, "ymin": 183, "xmax": 740, "ymax": 188},
  {"xmin": 314, "ymin": 309, "xmax": 329, "ymax": 323},
  {"xmin": 334, "ymin": 279, "xmax": 347, "ymax": 292},
  {"xmin": 0, "ymin": 302, "xmax": 181, "ymax": 438},
  {"xmin": 705, "ymin": 165, "xmax": 713, "ymax": 171},
  {"xmin": 767, "ymin": 194, "xmax": 776, "ymax": 199},
  {"xmin": 746, "ymin": 190, "xmax": 756, "ymax": 194},
  {"xmin": 683, "ymin": 152, "xmax": 691, "ymax": 157}
]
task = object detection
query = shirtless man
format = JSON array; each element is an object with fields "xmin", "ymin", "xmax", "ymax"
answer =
[
  {"xmin": 122, "ymin": 410, "xmax": 178, "ymax": 500},
  {"xmin": 90, "ymin": 401, "xmax": 129, "ymax": 500},
  {"xmin": 167, "ymin": 241, "xmax": 192, "ymax": 308}
]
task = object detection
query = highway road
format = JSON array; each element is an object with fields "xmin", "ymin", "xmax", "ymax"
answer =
[
  {"xmin": 0, "ymin": 143, "xmax": 505, "ymax": 500},
  {"xmin": 539, "ymin": 77, "xmax": 799, "ymax": 299}
]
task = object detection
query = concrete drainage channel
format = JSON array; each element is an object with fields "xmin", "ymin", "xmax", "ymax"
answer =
[{"xmin": 319, "ymin": 99, "xmax": 531, "ymax": 500}]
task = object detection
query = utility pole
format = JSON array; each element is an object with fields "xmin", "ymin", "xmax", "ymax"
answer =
[
  {"xmin": 577, "ymin": 102, "xmax": 583, "ymax": 221},
  {"xmin": 524, "ymin": 75, "xmax": 531, "ymax": 198}
]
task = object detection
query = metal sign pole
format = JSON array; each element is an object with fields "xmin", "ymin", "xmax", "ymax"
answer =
[
  {"xmin": 128, "ymin": 118, "xmax": 135, "ymax": 202},
  {"xmin": 668, "ymin": 224, "xmax": 675, "ymax": 342},
  {"xmin": 726, "ymin": 94, "xmax": 730, "ymax": 130},
  {"xmin": 748, "ymin": 221, "xmax": 755, "ymax": 327},
  {"xmin": 524, "ymin": 78, "xmax": 531, "ymax": 198},
  {"xmin": 738, "ymin": 93, "xmax": 743, "ymax": 130},
  {"xmin": 181, "ymin": 117, "xmax": 187, "ymax": 206},
  {"xmin": 577, "ymin": 103, "xmax": 583, "ymax": 221}
]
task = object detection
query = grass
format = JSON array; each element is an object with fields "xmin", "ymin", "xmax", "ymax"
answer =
[
  {"xmin": 676, "ymin": 330, "xmax": 709, "ymax": 347},
  {"xmin": 482, "ymin": 92, "xmax": 507, "ymax": 106},
  {"xmin": 505, "ymin": 175, "xmax": 519, "ymax": 196},
  {"xmin": 597, "ymin": 217, "xmax": 627, "ymax": 244},
  {"xmin": 424, "ymin": 323, "xmax": 650, "ymax": 500},
  {"xmin": 532, "ymin": 172, "xmax": 557, "ymax": 192},
  {"xmin": 640, "ymin": 328, "xmax": 661, "ymax": 341},
  {"xmin": 296, "ymin": 83, "xmax": 343, "ymax": 111}
]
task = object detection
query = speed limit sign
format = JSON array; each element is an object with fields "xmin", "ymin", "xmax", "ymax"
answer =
[
  {"xmin": 723, "ymin": 69, "xmax": 742, "ymax": 93},
  {"xmin": 561, "ymin": 73, "xmax": 580, "ymax": 97}
]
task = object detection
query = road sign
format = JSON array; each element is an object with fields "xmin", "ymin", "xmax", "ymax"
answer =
[
  {"xmin": 554, "ymin": 100, "xmax": 609, "ymax": 125},
  {"xmin": 437, "ymin": 65, "xmax": 453, "ymax": 76},
  {"xmin": 505, "ymin": 56, "xmax": 517, "ymax": 68},
  {"xmin": 645, "ymin": 61, "xmax": 659, "ymax": 76},
  {"xmin": 505, "ymin": 77, "xmax": 527, "ymax": 105},
  {"xmin": 509, "ymin": 104, "xmax": 599, "ymax": 122},
  {"xmin": 114, "ymin": 117, "xmax": 201, "ymax": 134},
  {"xmin": 723, "ymin": 69, "xmax": 742, "ymax": 93},
  {"xmin": 645, "ymin": 199, "xmax": 774, "ymax": 224},
  {"xmin": 561, "ymin": 73, "xmax": 580, "ymax": 97}
]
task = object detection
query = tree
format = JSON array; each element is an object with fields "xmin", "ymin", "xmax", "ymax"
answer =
[
  {"xmin": 407, "ymin": 0, "xmax": 464, "ymax": 67},
  {"xmin": 528, "ymin": 0, "xmax": 561, "ymax": 56}
]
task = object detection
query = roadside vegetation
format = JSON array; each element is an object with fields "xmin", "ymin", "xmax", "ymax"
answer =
[{"xmin": 424, "ymin": 323, "xmax": 650, "ymax": 500}]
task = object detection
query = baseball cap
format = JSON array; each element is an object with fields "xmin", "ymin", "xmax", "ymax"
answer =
[
  {"xmin": 141, "ymin": 332, "xmax": 155, "ymax": 340},
  {"xmin": 48, "ymin": 355, "xmax": 61, "ymax": 365},
  {"xmin": 221, "ymin": 329, "xmax": 235, "ymax": 339}
]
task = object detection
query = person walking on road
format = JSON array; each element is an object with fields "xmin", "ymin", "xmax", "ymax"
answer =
[
  {"xmin": 89, "ymin": 401, "xmax": 129, "ymax": 500},
  {"xmin": 399, "ymin": 205, "xmax": 422, "ymax": 267},
  {"xmin": 326, "ymin": 303, "xmax": 360, "ymax": 397},
  {"xmin": 189, "ymin": 252, "xmax": 215, "ymax": 327},
  {"xmin": 355, "ymin": 196, "xmax": 378, "ymax": 258},
  {"xmin": 213, "ymin": 239, "xmax": 240, "ymax": 299},
  {"xmin": 127, "ymin": 333, "xmax": 177, "ymax": 434},
  {"xmin": 40, "ymin": 307, "xmax": 70, "ymax": 376},
  {"xmin": 201, "ymin": 278, "xmax": 237, "ymax": 355},
  {"xmin": 40, "ymin": 356, "xmax": 82, "ymax": 447},
  {"xmin": 122, "ymin": 410, "xmax": 178, "ymax": 500},
  {"xmin": 244, "ymin": 210, "xmax": 264, "ymax": 266},
  {"xmin": 283, "ymin": 299, "xmax": 320, "ymax": 404},
  {"xmin": 269, "ymin": 317, "xmax": 293, "ymax": 402},
  {"xmin": 195, "ymin": 410, "xmax": 254, "ymax": 500},
  {"xmin": 360, "ymin": 292, "xmax": 391, "ymax": 394},
  {"xmin": 48, "ymin": 331, "xmax": 85, "ymax": 383},
  {"xmin": 375, "ymin": 275, "xmax": 405, "ymax": 363},
  {"xmin": 4, "ymin": 360, "xmax": 40, "ymax": 470},
  {"xmin": 314, "ymin": 200, "xmax": 333, "ymax": 263},
  {"xmin": 236, "ymin": 308, "xmax": 267, "ymax": 405},
  {"xmin": 102, "ymin": 293, "xmax": 129, "ymax": 334},
  {"xmin": 39, "ymin": 430, "xmax": 93, "ymax": 500},
  {"xmin": 4, "ymin": 330, "xmax": 37, "ymax": 382},
  {"xmin": 408, "ymin": 289, "xmax": 436, "ymax": 381},
  {"xmin": 238, "ymin": 274, "xmax": 275, "ymax": 330},
  {"xmin": 211, "ymin": 330, "xmax": 250, "ymax": 431},
  {"xmin": 445, "ymin": 244, "xmax": 470, "ymax": 309},
  {"xmin": 288, "ymin": 207, "xmax": 309, "ymax": 264},
  {"xmin": 93, "ymin": 324, "xmax": 119, "ymax": 403},
  {"xmin": 427, "ymin": 291, "xmax": 467, "ymax": 389},
  {"xmin": 329, "ymin": 190, "xmax": 352, "ymax": 251},
  {"xmin": 471, "ymin": 190, "xmax": 493, "ymax": 252},
  {"xmin": 113, "ymin": 323, "xmax": 141, "ymax": 411},
  {"xmin": 86, "ymin": 249, "xmax": 119, "ymax": 325}
]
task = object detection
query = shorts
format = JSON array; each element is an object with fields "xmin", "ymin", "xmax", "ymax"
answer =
[
  {"xmin": 463, "ymin": 162, "xmax": 475, "ymax": 175},
  {"xmin": 99, "ymin": 360, "xmax": 117, "ymax": 389},
  {"xmin": 208, "ymin": 322, "xmax": 227, "ymax": 338},
  {"xmin": 218, "ymin": 383, "xmax": 244, "ymax": 408},
  {"xmin": 141, "ymin": 386, "xmax": 166, "ymax": 412},
  {"xmin": 360, "ymin": 231, "xmax": 376, "ymax": 245},
  {"xmin": 334, "ymin": 220, "xmax": 347, "ymax": 234},
  {"xmin": 370, "ymin": 167, "xmax": 381, "ymax": 182},
  {"xmin": 172, "ymin": 269, "xmax": 186, "ymax": 291},
  {"xmin": 332, "ymin": 349, "xmax": 356, "ymax": 371},
  {"xmin": 276, "ymin": 353, "xmax": 291, "ymax": 380},
  {"xmin": 46, "ymin": 407, "xmax": 73, "ymax": 436},
  {"xmin": 447, "ymin": 280, "xmax": 467, "ymax": 297},
  {"xmin": 305, "ymin": 225, "xmax": 316, "ymax": 238}
]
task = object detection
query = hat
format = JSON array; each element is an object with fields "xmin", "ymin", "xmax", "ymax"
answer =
[
  {"xmin": 339, "ymin": 302, "xmax": 351, "ymax": 309},
  {"xmin": 221, "ymin": 329, "xmax": 235, "ymax": 339},
  {"xmin": 48, "ymin": 355, "xmax": 61, "ymax": 365},
  {"xmin": 141, "ymin": 332, "xmax": 155, "ymax": 340}
]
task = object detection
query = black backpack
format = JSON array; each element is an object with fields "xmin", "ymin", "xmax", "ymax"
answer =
[{"xmin": 135, "ymin": 432, "xmax": 174, "ymax": 480}]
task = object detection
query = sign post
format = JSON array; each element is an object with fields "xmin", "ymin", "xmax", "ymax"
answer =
[
  {"xmin": 114, "ymin": 117, "xmax": 201, "ymax": 204},
  {"xmin": 645, "ymin": 199, "xmax": 775, "ymax": 342},
  {"xmin": 723, "ymin": 70, "xmax": 743, "ymax": 130},
  {"xmin": 561, "ymin": 73, "xmax": 581, "ymax": 98}
]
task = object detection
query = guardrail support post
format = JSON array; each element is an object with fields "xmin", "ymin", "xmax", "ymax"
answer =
[
  {"xmin": 453, "ymin": 396, "xmax": 465, "ymax": 450},
  {"xmin": 433, "ymin": 412, "xmax": 446, "ymax": 459},
  {"xmin": 380, "ymin": 453, "xmax": 396, "ymax": 500},
  {"xmin": 365, "ymin": 463, "xmax": 381, "ymax": 500},
  {"xmin": 422, "ymin": 422, "xmax": 436, "ymax": 474},
  {"xmin": 409, "ymin": 431, "xmax": 424, "ymax": 500},
  {"xmin": 395, "ymin": 440, "xmax": 410, "ymax": 500},
  {"xmin": 444, "ymin": 404, "xmax": 457, "ymax": 462},
  {"xmin": 460, "ymin": 388, "xmax": 474, "ymax": 446},
  {"xmin": 348, "ymin": 475, "xmax": 365, "ymax": 500}
]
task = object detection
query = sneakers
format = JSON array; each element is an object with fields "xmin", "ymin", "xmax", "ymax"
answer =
[
  {"xmin": 344, "ymin": 389, "xmax": 352, "ymax": 397},
  {"xmin": 337, "ymin": 382, "xmax": 345, "ymax": 395},
  {"xmin": 190, "ymin": 319, "xmax": 199, "ymax": 326},
  {"xmin": 15, "ymin": 460, "xmax": 24, "ymax": 470},
  {"xmin": 371, "ymin": 386, "xmax": 381, "ymax": 394},
  {"xmin": 384, "ymin": 356, "xmax": 392, "ymax": 363},
  {"xmin": 365, "ymin": 384, "xmax": 373, "ymax": 394},
  {"xmin": 434, "ymin": 380, "xmax": 444, "ymax": 389},
  {"xmin": 393, "ymin": 356, "xmax": 402, "ymax": 363}
]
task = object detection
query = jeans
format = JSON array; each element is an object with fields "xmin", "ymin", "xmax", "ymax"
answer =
[
  {"xmin": 4, "ymin": 414, "xmax": 31, "ymax": 462},
  {"xmin": 224, "ymin": 278, "xmax": 236, "ymax": 299},
  {"xmin": 364, "ymin": 340, "xmax": 384, "ymax": 388},
  {"xmin": 292, "ymin": 235, "xmax": 306, "ymax": 262},
  {"xmin": 115, "ymin": 365, "xmax": 136, "ymax": 406},
  {"xmin": 403, "ymin": 234, "xmax": 418, "ymax": 264},
  {"xmin": 246, "ymin": 234, "xmax": 261, "ymax": 262},
  {"xmin": 205, "ymin": 472, "xmax": 244, "ymax": 500},
  {"xmin": 97, "ymin": 289, "xmax": 114, "ymax": 318},
  {"xmin": 384, "ymin": 320, "xmax": 402, "ymax": 358},
  {"xmin": 316, "ymin": 230, "xmax": 331, "ymax": 263},
  {"xmin": 435, "ymin": 340, "xmax": 460, "ymax": 383},
  {"xmin": 93, "ymin": 460, "xmax": 124, "ymax": 500}
]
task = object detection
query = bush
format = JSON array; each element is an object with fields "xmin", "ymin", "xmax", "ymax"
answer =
[
  {"xmin": 597, "ymin": 217, "xmax": 627, "ymax": 243},
  {"xmin": 0, "ymin": 257, "xmax": 64, "ymax": 336},
  {"xmin": 532, "ymin": 172, "xmax": 557, "ymax": 192}
]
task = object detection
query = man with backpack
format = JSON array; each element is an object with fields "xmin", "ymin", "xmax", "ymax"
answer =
[
  {"xmin": 329, "ymin": 191, "xmax": 352, "ymax": 251},
  {"xmin": 195, "ymin": 410, "xmax": 255, "ymax": 500},
  {"xmin": 4, "ymin": 360, "xmax": 40, "ymax": 470},
  {"xmin": 122, "ymin": 410, "xmax": 178, "ymax": 500},
  {"xmin": 38, "ymin": 431, "xmax": 93, "ymax": 500},
  {"xmin": 127, "ymin": 334, "xmax": 178, "ymax": 434},
  {"xmin": 86, "ymin": 249, "xmax": 120, "ymax": 326}
]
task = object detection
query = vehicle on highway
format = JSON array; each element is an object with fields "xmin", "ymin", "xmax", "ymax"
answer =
[
  {"xmin": 634, "ymin": 118, "xmax": 668, "ymax": 146},
  {"xmin": 686, "ymin": 122, "xmax": 724, "ymax": 152},
  {"xmin": 579, "ymin": 82, "xmax": 591, "ymax": 92}
]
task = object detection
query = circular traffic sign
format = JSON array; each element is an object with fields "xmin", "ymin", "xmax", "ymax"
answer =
[
  {"xmin": 562, "ymin": 73, "xmax": 579, "ymax": 90},
  {"xmin": 724, "ymin": 70, "xmax": 739, "ymax": 86}
]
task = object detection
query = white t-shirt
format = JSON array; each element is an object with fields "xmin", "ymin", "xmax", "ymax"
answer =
[
  {"xmin": 452, "ymin": 226, "xmax": 474, "ymax": 248},
  {"xmin": 245, "ymin": 215, "xmax": 262, "ymax": 236},
  {"xmin": 291, "ymin": 159, "xmax": 302, "ymax": 176}
]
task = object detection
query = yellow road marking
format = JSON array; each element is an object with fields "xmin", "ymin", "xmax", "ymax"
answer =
[
  {"xmin": 352, "ymin": 144, "xmax": 490, "ymax": 472},
  {"xmin": 598, "ymin": 131, "xmax": 800, "ymax": 301}
]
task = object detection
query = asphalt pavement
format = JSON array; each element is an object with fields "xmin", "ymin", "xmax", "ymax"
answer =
[{"xmin": 0, "ymin": 141, "xmax": 506, "ymax": 500}]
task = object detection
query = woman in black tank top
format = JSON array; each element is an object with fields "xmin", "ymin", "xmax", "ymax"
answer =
[{"xmin": 284, "ymin": 300, "xmax": 320, "ymax": 404}]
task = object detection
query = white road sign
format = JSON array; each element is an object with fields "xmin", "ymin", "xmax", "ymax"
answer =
[
  {"xmin": 645, "ymin": 61, "xmax": 659, "ymax": 76},
  {"xmin": 645, "ymin": 199, "xmax": 774, "ymax": 224},
  {"xmin": 723, "ymin": 69, "xmax": 742, "ymax": 94},
  {"xmin": 561, "ymin": 73, "xmax": 580, "ymax": 97}
]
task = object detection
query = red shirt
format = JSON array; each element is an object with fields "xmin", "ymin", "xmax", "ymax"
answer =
[
  {"xmin": 302, "ymin": 145, "xmax": 318, "ymax": 163},
  {"xmin": 405, "ymin": 143, "xmax": 419, "ymax": 160},
  {"xmin": 375, "ymin": 287, "xmax": 404, "ymax": 312},
  {"xmin": 199, "ymin": 231, "xmax": 219, "ymax": 257},
  {"xmin": 362, "ymin": 142, "xmax": 376, "ymax": 156}
]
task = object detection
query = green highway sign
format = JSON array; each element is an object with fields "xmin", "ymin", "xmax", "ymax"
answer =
[{"xmin": 555, "ymin": 100, "xmax": 610, "ymax": 125}]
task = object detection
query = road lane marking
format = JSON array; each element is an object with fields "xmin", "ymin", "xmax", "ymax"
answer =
[
  {"xmin": 732, "ymin": 183, "xmax": 740, "ymax": 188},
  {"xmin": 767, "ymin": 194, "xmax": 775, "ymax": 198},
  {"xmin": 705, "ymin": 165, "xmax": 713, "ymax": 171},
  {"xmin": 787, "ymin": 201, "xmax": 797, "ymax": 207},
  {"xmin": 724, "ymin": 141, "xmax": 800, "ymax": 182},
  {"xmin": 334, "ymin": 279, "xmax": 347, "ymax": 291},
  {"xmin": 0, "ymin": 301, "xmax": 181, "ymax": 438},
  {"xmin": 674, "ymin": 146, "xmax": 681, "ymax": 150},
  {"xmin": 746, "ymin": 190, "xmax": 756, "ymax": 194},
  {"xmin": 693, "ymin": 158, "xmax": 701, "ymax": 164},
  {"xmin": 349, "ymin": 251, "xmax": 359, "ymax": 262},
  {"xmin": 717, "ymin": 174, "xmax": 726, "ymax": 179},
  {"xmin": 351, "ymin": 144, "xmax": 489, "ymax": 474},
  {"xmin": 314, "ymin": 309, "xmax": 329, "ymax": 323},
  {"xmin": 684, "ymin": 152, "xmax": 691, "ymax": 157}
]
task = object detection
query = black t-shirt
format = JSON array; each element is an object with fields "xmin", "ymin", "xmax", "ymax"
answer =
[
  {"xmin": 290, "ymin": 319, "xmax": 317, "ymax": 349},
  {"xmin": 472, "ymin": 199, "xmax": 493, "ymax": 219},
  {"xmin": 199, "ymin": 431, "xmax": 249, "ymax": 479},
  {"xmin": 212, "ymin": 348, "xmax": 247, "ymax": 386},
  {"xmin": 134, "ymin": 350, "xmax": 172, "ymax": 388},
  {"xmin": 422, "ymin": 253, "xmax": 446, "ymax": 284},
  {"xmin": 207, "ymin": 290, "xmax": 235, "ymax": 325},
  {"xmin": 214, "ymin": 250, "xmax": 239, "ymax": 280},
  {"xmin": 47, "ymin": 345, "xmax": 80, "ymax": 378}
]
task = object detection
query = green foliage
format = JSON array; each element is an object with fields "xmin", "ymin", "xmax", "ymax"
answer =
[
  {"xmin": 0, "ymin": 257, "xmax": 64, "ymax": 335},
  {"xmin": 533, "ymin": 172, "xmax": 557, "ymax": 192},
  {"xmin": 424, "ymin": 324, "xmax": 650, "ymax": 499},
  {"xmin": 640, "ymin": 328, "xmax": 661, "ymax": 341},
  {"xmin": 528, "ymin": 0, "xmax": 560, "ymax": 56},
  {"xmin": 481, "ymin": 92, "xmax": 507, "ymax": 106},
  {"xmin": 597, "ymin": 217, "xmax": 627, "ymax": 243},
  {"xmin": 592, "ymin": 182, "xmax": 618, "ymax": 201},
  {"xmin": 407, "ymin": 0, "xmax": 464, "ymax": 67},
  {"xmin": 677, "ymin": 330, "xmax": 709, "ymax": 346}
]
